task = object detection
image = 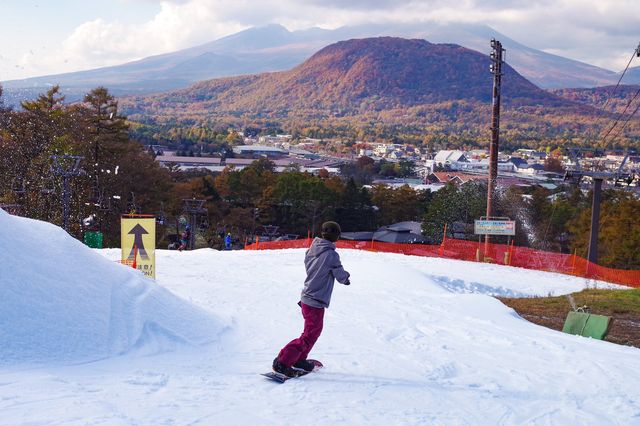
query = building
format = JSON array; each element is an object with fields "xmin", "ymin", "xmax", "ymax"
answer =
[
  {"xmin": 257, "ymin": 134, "xmax": 292, "ymax": 145},
  {"xmin": 515, "ymin": 149, "xmax": 546, "ymax": 160},
  {"xmin": 426, "ymin": 172, "xmax": 485, "ymax": 185},
  {"xmin": 232, "ymin": 145, "xmax": 287, "ymax": 158},
  {"xmin": 154, "ymin": 153, "xmax": 345, "ymax": 174},
  {"xmin": 516, "ymin": 163, "xmax": 545, "ymax": 175},
  {"xmin": 451, "ymin": 160, "xmax": 516, "ymax": 173},
  {"xmin": 434, "ymin": 150, "xmax": 467, "ymax": 166}
]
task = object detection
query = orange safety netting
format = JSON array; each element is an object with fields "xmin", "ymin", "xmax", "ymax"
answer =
[{"xmin": 245, "ymin": 237, "xmax": 640, "ymax": 288}]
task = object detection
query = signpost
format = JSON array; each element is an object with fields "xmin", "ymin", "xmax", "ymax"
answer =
[
  {"xmin": 475, "ymin": 217, "xmax": 515, "ymax": 264},
  {"xmin": 121, "ymin": 215, "xmax": 156, "ymax": 279},
  {"xmin": 474, "ymin": 219, "xmax": 516, "ymax": 236}
]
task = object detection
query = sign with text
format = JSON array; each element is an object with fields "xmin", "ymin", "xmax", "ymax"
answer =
[
  {"xmin": 121, "ymin": 216, "xmax": 156, "ymax": 279},
  {"xmin": 474, "ymin": 220, "xmax": 516, "ymax": 236}
]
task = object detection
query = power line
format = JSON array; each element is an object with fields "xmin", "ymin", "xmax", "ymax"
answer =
[
  {"xmin": 604, "ymin": 93, "xmax": 640, "ymax": 145},
  {"xmin": 598, "ymin": 45, "xmax": 639, "ymax": 116},
  {"xmin": 597, "ymin": 43, "xmax": 640, "ymax": 147},
  {"xmin": 599, "ymin": 85, "xmax": 640, "ymax": 145},
  {"xmin": 583, "ymin": 47, "xmax": 637, "ymax": 141}
]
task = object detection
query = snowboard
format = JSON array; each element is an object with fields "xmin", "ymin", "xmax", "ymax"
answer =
[{"xmin": 261, "ymin": 359, "xmax": 323, "ymax": 383}]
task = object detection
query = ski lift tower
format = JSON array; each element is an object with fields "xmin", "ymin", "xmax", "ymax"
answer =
[
  {"xmin": 183, "ymin": 198, "xmax": 207, "ymax": 250},
  {"xmin": 51, "ymin": 155, "xmax": 85, "ymax": 233},
  {"xmin": 564, "ymin": 148, "xmax": 633, "ymax": 268}
]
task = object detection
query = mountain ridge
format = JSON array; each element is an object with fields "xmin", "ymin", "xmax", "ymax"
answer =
[
  {"xmin": 120, "ymin": 37, "xmax": 584, "ymax": 127},
  {"xmin": 1, "ymin": 23, "xmax": 629, "ymax": 107}
]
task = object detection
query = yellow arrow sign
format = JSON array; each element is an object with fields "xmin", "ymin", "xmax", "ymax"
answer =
[{"xmin": 121, "ymin": 216, "xmax": 156, "ymax": 279}]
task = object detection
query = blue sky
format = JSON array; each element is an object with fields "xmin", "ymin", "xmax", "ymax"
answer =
[{"xmin": 1, "ymin": 0, "xmax": 639, "ymax": 81}]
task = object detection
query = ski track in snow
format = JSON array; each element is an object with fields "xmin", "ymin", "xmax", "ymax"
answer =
[{"xmin": 1, "ymin": 245, "xmax": 639, "ymax": 425}]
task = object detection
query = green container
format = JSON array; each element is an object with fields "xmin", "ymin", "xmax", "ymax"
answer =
[
  {"xmin": 562, "ymin": 311, "xmax": 612, "ymax": 340},
  {"xmin": 84, "ymin": 231, "xmax": 103, "ymax": 249}
]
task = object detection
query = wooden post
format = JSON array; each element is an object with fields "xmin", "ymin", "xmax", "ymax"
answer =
[
  {"xmin": 439, "ymin": 223, "xmax": 447, "ymax": 256},
  {"xmin": 132, "ymin": 244, "xmax": 138, "ymax": 269},
  {"xmin": 509, "ymin": 239, "xmax": 515, "ymax": 265}
]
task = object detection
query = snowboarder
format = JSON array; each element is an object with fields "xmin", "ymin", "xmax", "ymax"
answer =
[
  {"xmin": 272, "ymin": 221, "xmax": 350, "ymax": 377},
  {"xmin": 224, "ymin": 232, "xmax": 232, "ymax": 250},
  {"xmin": 178, "ymin": 225, "xmax": 191, "ymax": 251}
]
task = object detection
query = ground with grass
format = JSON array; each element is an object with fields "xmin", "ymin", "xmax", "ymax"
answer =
[{"xmin": 500, "ymin": 288, "xmax": 640, "ymax": 348}]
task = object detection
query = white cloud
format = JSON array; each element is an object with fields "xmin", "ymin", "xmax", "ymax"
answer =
[
  {"xmin": 19, "ymin": 0, "xmax": 248, "ymax": 77},
  {"xmin": 488, "ymin": 0, "xmax": 640, "ymax": 71}
]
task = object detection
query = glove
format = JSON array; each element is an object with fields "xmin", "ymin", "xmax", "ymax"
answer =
[{"xmin": 344, "ymin": 279, "xmax": 350, "ymax": 285}]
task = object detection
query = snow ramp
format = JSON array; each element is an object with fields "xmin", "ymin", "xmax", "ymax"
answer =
[{"xmin": 0, "ymin": 209, "xmax": 224, "ymax": 365}]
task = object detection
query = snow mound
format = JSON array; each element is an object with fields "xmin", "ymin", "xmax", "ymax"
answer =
[{"xmin": 0, "ymin": 209, "xmax": 224, "ymax": 365}]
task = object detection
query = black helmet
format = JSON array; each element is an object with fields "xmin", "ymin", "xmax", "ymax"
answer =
[{"xmin": 321, "ymin": 221, "xmax": 341, "ymax": 242}]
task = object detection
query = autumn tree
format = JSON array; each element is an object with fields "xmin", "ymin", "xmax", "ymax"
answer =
[
  {"xmin": 544, "ymin": 157, "xmax": 564, "ymax": 173},
  {"xmin": 0, "ymin": 86, "xmax": 85, "ymax": 227},
  {"xmin": 422, "ymin": 181, "xmax": 486, "ymax": 243},
  {"xmin": 272, "ymin": 171, "xmax": 341, "ymax": 235},
  {"xmin": 568, "ymin": 189, "xmax": 640, "ymax": 269},
  {"xmin": 334, "ymin": 178, "xmax": 375, "ymax": 231},
  {"xmin": 1, "ymin": 86, "xmax": 173, "ymax": 246},
  {"xmin": 370, "ymin": 184, "xmax": 427, "ymax": 226}
]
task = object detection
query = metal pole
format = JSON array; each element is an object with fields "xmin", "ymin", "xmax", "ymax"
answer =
[
  {"xmin": 62, "ymin": 177, "xmax": 71, "ymax": 231},
  {"xmin": 51, "ymin": 155, "xmax": 84, "ymax": 233},
  {"xmin": 587, "ymin": 178, "xmax": 603, "ymax": 267},
  {"xmin": 485, "ymin": 39, "xmax": 505, "ymax": 256},
  {"xmin": 189, "ymin": 214, "xmax": 197, "ymax": 250}
]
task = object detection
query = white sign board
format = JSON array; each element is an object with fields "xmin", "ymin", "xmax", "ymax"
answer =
[{"xmin": 474, "ymin": 220, "xmax": 516, "ymax": 236}]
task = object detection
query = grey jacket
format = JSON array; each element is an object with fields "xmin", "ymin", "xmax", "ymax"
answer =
[{"xmin": 300, "ymin": 237, "xmax": 350, "ymax": 308}]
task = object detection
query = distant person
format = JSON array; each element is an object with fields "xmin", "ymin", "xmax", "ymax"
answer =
[
  {"xmin": 272, "ymin": 221, "xmax": 350, "ymax": 377},
  {"xmin": 178, "ymin": 225, "xmax": 191, "ymax": 251},
  {"xmin": 224, "ymin": 232, "xmax": 232, "ymax": 250}
]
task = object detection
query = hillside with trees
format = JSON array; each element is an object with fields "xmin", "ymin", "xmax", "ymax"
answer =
[
  {"xmin": 2, "ymin": 78, "xmax": 639, "ymax": 270},
  {"xmin": 120, "ymin": 37, "xmax": 640, "ymax": 151},
  {"xmin": 0, "ymin": 85, "xmax": 173, "ymax": 246},
  {"xmin": 552, "ymin": 85, "xmax": 640, "ymax": 113}
]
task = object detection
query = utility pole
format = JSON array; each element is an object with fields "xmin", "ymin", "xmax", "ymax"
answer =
[
  {"xmin": 51, "ymin": 155, "xmax": 84, "ymax": 233},
  {"xmin": 485, "ymin": 38, "xmax": 505, "ymax": 255}
]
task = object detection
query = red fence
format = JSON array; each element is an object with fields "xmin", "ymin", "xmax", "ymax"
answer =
[{"xmin": 245, "ymin": 238, "xmax": 640, "ymax": 288}]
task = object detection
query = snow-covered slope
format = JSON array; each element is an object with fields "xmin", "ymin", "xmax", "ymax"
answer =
[
  {"xmin": 1, "ymin": 211, "xmax": 638, "ymax": 424},
  {"xmin": 0, "ymin": 209, "xmax": 224, "ymax": 365}
]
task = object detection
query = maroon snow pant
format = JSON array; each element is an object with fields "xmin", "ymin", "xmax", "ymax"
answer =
[{"xmin": 278, "ymin": 302, "xmax": 325, "ymax": 368}]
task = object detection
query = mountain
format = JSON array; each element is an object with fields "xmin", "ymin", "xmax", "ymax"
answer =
[
  {"xmin": 331, "ymin": 22, "xmax": 621, "ymax": 89},
  {"xmin": 1, "ymin": 24, "xmax": 327, "ymax": 105},
  {"xmin": 120, "ymin": 37, "xmax": 574, "ymax": 117},
  {"xmin": 623, "ymin": 66, "xmax": 640, "ymax": 84},
  {"xmin": 552, "ymin": 84, "xmax": 640, "ymax": 113},
  {"xmin": 120, "ymin": 37, "xmax": 586, "ymax": 132},
  {"xmin": 0, "ymin": 23, "xmax": 626, "ymax": 106}
]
